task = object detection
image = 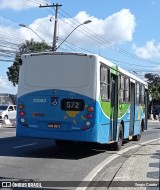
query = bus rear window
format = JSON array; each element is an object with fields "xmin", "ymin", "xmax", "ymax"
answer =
[{"xmin": 24, "ymin": 55, "xmax": 91, "ymax": 88}]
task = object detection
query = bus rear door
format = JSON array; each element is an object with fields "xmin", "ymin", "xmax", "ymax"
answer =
[
  {"xmin": 110, "ymin": 73, "xmax": 118, "ymax": 141},
  {"xmin": 129, "ymin": 81, "xmax": 135, "ymax": 135}
]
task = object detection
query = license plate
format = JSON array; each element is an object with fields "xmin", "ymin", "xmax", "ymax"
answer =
[{"xmin": 48, "ymin": 123, "xmax": 61, "ymax": 128}]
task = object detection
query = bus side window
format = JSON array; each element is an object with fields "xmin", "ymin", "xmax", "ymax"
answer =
[
  {"xmin": 140, "ymin": 85, "xmax": 145, "ymax": 105},
  {"xmin": 100, "ymin": 66, "xmax": 110, "ymax": 101},
  {"xmin": 136, "ymin": 83, "xmax": 140, "ymax": 104},
  {"xmin": 119, "ymin": 75, "xmax": 124, "ymax": 102},
  {"xmin": 124, "ymin": 77, "xmax": 130, "ymax": 102}
]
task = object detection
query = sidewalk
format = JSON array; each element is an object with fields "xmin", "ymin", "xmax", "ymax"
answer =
[
  {"xmin": 148, "ymin": 119, "xmax": 159, "ymax": 123},
  {"xmin": 148, "ymin": 113, "xmax": 160, "ymax": 123},
  {"xmin": 108, "ymin": 139, "xmax": 160, "ymax": 190},
  {"xmin": 0, "ymin": 120, "xmax": 16, "ymax": 127}
]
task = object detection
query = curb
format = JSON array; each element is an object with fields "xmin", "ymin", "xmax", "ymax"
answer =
[
  {"xmin": 148, "ymin": 120, "xmax": 159, "ymax": 123},
  {"xmin": 0, "ymin": 123, "xmax": 16, "ymax": 128},
  {"xmin": 76, "ymin": 138, "xmax": 160, "ymax": 190}
]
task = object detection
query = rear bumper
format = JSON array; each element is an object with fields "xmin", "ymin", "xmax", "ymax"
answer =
[{"xmin": 16, "ymin": 124, "xmax": 98, "ymax": 143}]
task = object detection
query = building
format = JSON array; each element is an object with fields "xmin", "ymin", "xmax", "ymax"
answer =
[{"xmin": 0, "ymin": 93, "xmax": 17, "ymax": 105}]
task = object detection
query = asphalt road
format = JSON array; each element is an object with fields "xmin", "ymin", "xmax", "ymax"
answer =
[{"xmin": 0, "ymin": 121, "xmax": 159, "ymax": 189}]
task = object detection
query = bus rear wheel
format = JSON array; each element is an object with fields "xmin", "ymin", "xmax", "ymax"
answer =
[
  {"xmin": 133, "ymin": 126, "xmax": 142, "ymax": 141},
  {"xmin": 133, "ymin": 129, "xmax": 142, "ymax": 141},
  {"xmin": 132, "ymin": 133, "xmax": 141, "ymax": 141},
  {"xmin": 112, "ymin": 125, "xmax": 123, "ymax": 151}
]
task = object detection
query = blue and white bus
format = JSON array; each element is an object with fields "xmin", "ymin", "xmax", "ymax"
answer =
[{"xmin": 16, "ymin": 52, "xmax": 148, "ymax": 150}]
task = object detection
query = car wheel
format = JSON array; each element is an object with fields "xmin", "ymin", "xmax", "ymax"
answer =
[{"xmin": 4, "ymin": 115, "xmax": 8, "ymax": 120}]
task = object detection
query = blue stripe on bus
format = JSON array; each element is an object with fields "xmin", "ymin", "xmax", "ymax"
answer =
[{"xmin": 16, "ymin": 89, "xmax": 144, "ymax": 144}]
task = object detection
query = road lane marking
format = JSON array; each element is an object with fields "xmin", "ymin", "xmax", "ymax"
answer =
[
  {"xmin": 1, "ymin": 132, "xmax": 15, "ymax": 134},
  {"xmin": 13, "ymin": 143, "xmax": 37, "ymax": 149},
  {"xmin": 76, "ymin": 138, "xmax": 160, "ymax": 190}
]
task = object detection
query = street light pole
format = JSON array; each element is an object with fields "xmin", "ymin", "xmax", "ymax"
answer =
[
  {"xmin": 56, "ymin": 20, "xmax": 92, "ymax": 51},
  {"xmin": 19, "ymin": 24, "xmax": 46, "ymax": 43},
  {"xmin": 52, "ymin": 3, "xmax": 62, "ymax": 51},
  {"xmin": 39, "ymin": 3, "xmax": 62, "ymax": 51}
]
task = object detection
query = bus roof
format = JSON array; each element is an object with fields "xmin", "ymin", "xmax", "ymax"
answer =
[{"xmin": 21, "ymin": 51, "xmax": 148, "ymax": 88}]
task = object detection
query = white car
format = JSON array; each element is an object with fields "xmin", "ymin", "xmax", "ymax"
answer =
[{"xmin": 0, "ymin": 105, "xmax": 17, "ymax": 121}]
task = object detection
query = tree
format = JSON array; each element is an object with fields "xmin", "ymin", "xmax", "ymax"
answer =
[
  {"xmin": 144, "ymin": 73, "xmax": 160, "ymax": 100},
  {"xmin": 7, "ymin": 39, "xmax": 51, "ymax": 86}
]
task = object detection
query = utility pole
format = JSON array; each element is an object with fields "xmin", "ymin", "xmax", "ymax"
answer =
[{"xmin": 39, "ymin": 3, "xmax": 62, "ymax": 51}]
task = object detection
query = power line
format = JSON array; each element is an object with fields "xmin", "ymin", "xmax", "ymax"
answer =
[
  {"xmin": 27, "ymin": 0, "xmax": 52, "ymax": 5},
  {"xmin": 1, "ymin": 1, "xmax": 160, "ymax": 73},
  {"xmin": 106, "ymin": 57, "xmax": 156, "ymax": 68},
  {"xmin": 59, "ymin": 8, "xmax": 160, "ymax": 65},
  {"xmin": 60, "ymin": 39, "xmax": 96, "ymax": 54},
  {"xmin": 0, "ymin": 59, "xmax": 14, "ymax": 62},
  {"xmin": 24, "ymin": 0, "xmax": 160, "ymax": 66},
  {"xmin": 58, "ymin": 39, "xmax": 159, "ymax": 69},
  {"xmin": 0, "ymin": 15, "xmax": 20, "ymax": 24}
]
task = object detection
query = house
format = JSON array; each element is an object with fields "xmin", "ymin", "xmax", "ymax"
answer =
[{"xmin": 0, "ymin": 93, "xmax": 17, "ymax": 105}]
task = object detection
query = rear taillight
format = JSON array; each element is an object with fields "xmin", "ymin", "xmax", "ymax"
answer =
[
  {"xmin": 20, "ymin": 111, "xmax": 25, "ymax": 116},
  {"xmin": 18, "ymin": 103, "xmax": 28, "ymax": 126},
  {"xmin": 19, "ymin": 104, "xmax": 24, "ymax": 110},
  {"xmin": 82, "ymin": 105, "xmax": 94, "ymax": 129},
  {"xmin": 82, "ymin": 126, "xmax": 89, "ymax": 130},
  {"xmin": 86, "ymin": 114, "xmax": 92, "ymax": 119},
  {"xmin": 20, "ymin": 118, "xmax": 25, "ymax": 123},
  {"xmin": 86, "ymin": 121, "xmax": 91, "ymax": 126},
  {"xmin": 88, "ymin": 107, "xmax": 94, "ymax": 112}
]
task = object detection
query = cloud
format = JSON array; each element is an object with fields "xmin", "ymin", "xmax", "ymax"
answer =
[
  {"xmin": 102, "ymin": 9, "xmax": 135, "ymax": 44},
  {"xmin": 153, "ymin": 65, "xmax": 160, "ymax": 72},
  {"xmin": 0, "ymin": 9, "xmax": 136, "ymax": 51},
  {"xmin": 133, "ymin": 40, "xmax": 160, "ymax": 59},
  {"xmin": 16, "ymin": 9, "xmax": 135, "ymax": 48},
  {"xmin": 0, "ymin": 77, "xmax": 17, "ymax": 94},
  {"xmin": 0, "ymin": 25, "xmax": 23, "ymax": 52},
  {"xmin": 20, "ymin": 16, "xmax": 54, "ymax": 43},
  {"xmin": 57, "ymin": 9, "xmax": 135, "ymax": 46},
  {"xmin": 0, "ymin": 0, "xmax": 48, "ymax": 11},
  {"xmin": 151, "ymin": 0, "xmax": 160, "ymax": 5}
]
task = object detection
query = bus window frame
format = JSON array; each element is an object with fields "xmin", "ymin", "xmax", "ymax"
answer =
[
  {"xmin": 136, "ymin": 82, "xmax": 140, "ymax": 105},
  {"xmin": 119, "ymin": 75, "xmax": 124, "ymax": 103},
  {"xmin": 124, "ymin": 77, "xmax": 130, "ymax": 103},
  {"xmin": 100, "ymin": 64, "xmax": 110, "ymax": 102},
  {"xmin": 140, "ymin": 84, "xmax": 145, "ymax": 105},
  {"xmin": 119, "ymin": 74, "xmax": 130, "ymax": 103}
]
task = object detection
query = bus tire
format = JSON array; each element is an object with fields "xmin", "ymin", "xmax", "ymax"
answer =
[
  {"xmin": 141, "ymin": 119, "xmax": 145, "ymax": 132},
  {"xmin": 112, "ymin": 125, "xmax": 123, "ymax": 151},
  {"xmin": 132, "ymin": 126, "xmax": 142, "ymax": 141}
]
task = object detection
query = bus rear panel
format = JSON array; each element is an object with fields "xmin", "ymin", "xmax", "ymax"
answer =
[
  {"xmin": 16, "ymin": 53, "xmax": 103, "ymax": 143},
  {"xmin": 16, "ymin": 52, "xmax": 148, "ymax": 148}
]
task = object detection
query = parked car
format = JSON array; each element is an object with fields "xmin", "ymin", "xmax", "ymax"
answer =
[
  {"xmin": 153, "ymin": 105, "xmax": 160, "ymax": 121},
  {"xmin": 0, "ymin": 104, "xmax": 17, "ymax": 121}
]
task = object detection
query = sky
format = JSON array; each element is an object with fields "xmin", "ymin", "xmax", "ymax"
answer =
[{"xmin": 0, "ymin": 0, "xmax": 160, "ymax": 94}]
